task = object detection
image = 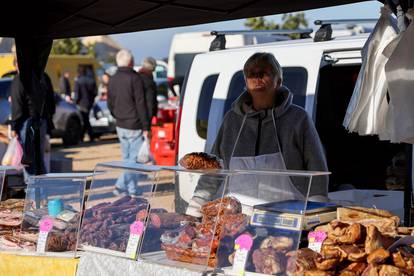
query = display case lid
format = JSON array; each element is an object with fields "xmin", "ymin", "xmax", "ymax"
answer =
[
  {"xmin": 96, "ymin": 161, "xmax": 164, "ymax": 172},
  {"xmin": 162, "ymin": 166, "xmax": 331, "ymax": 177},
  {"xmin": 32, "ymin": 173, "xmax": 94, "ymax": 180},
  {"xmin": 0, "ymin": 166, "xmax": 19, "ymax": 170}
]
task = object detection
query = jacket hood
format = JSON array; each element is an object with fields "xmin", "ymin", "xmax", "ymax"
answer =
[{"xmin": 232, "ymin": 86, "xmax": 293, "ymax": 119}]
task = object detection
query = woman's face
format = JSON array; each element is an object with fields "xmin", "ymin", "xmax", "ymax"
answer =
[{"xmin": 245, "ymin": 63, "xmax": 280, "ymax": 107}]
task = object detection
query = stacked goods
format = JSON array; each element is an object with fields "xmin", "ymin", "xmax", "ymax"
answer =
[
  {"xmin": 80, "ymin": 196, "xmax": 150, "ymax": 252},
  {"xmin": 0, "ymin": 199, "xmax": 28, "ymax": 250},
  {"xmin": 161, "ymin": 197, "xmax": 247, "ymax": 267},
  {"xmin": 287, "ymin": 207, "xmax": 414, "ymax": 275},
  {"xmin": 226, "ymin": 232, "xmax": 297, "ymax": 274}
]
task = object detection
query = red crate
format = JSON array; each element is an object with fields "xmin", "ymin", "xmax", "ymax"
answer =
[
  {"xmin": 152, "ymin": 140, "xmax": 176, "ymax": 165},
  {"xmin": 156, "ymin": 153, "xmax": 176, "ymax": 166},
  {"xmin": 151, "ymin": 123, "xmax": 174, "ymax": 141},
  {"xmin": 159, "ymin": 108, "xmax": 177, "ymax": 123}
]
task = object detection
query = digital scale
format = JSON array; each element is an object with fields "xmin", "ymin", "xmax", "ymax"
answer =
[{"xmin": 250, "ymin": 200, "xmax": 338, "ymax": 231}]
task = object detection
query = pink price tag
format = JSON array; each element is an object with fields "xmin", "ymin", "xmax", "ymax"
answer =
[
  {"xmin": 39, "ymin": 218, "xmax": 53, "ymax": 232},
  {"xmin": 235, "ymin": 234, "xmax": 254, "ymax": 251},
  {"xmin": 308, "ymin": 231, "xmax": 327, "ymax": 243},
  {"xmin": 130, "ymin": 221, "xmax": 144, "ymax": 235}
]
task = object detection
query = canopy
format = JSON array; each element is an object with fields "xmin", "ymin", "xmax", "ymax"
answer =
[
  {"xmin": 9, "ymin": 0, "xmax": 373, "ymax": 176},
  {"xmin": 4, "ymin": 0, "xmax": 369, "ymax": 39}
]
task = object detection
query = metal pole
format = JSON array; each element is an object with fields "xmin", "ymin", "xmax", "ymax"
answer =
[{"xmin": 404, "ymin": 144, "xmax": 412, "ymax": 226}]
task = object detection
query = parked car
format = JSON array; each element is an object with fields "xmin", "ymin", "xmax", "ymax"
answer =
[
  {"xmin": 134, "ymin": 59, "xmax": 170, "ymax": 98},
  {"xmin": 0, "ymin": 77, "xmax": 84, "ymax": 145},
  {"xmin": 176, "ymin": 26, "xmax": 409, "ymax": 207},
  {"xmin": 89, "ymin": 99, "xmax": 116, "ymax": 137}
]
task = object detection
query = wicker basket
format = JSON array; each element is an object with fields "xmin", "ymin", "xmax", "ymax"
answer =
[{"xmin": 161, "ymin": 244, "xmax": 216, "ymax": 267}]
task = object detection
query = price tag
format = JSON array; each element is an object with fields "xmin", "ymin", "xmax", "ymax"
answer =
[
  {"xmin": 37, "ymin": 218, "xmax": 53, "ymax": 253},
  {"xmin": 308, "ymin": 231, "xmax": 327, "ymax": 253},
  {"xmin": 232, "ymin": 234, "xmax": 253, "ymax": 276},
  {"xmin": 125, "ymin": 221, "xmax": 144, "ymax": 259}
]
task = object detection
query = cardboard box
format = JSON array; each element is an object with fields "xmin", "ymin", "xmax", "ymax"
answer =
[{"xmin": 328, "ymin": 189, "xmax": 404, "ymax": 220}]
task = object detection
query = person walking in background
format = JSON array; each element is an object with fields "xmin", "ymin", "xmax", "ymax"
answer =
[
  {"xmin": 97, "ymin": 72, "xmax": 110, "ymax": 101},
  {"xmin": 10, "ymin": 63, "xmax": 56, "ymax": 181},
  {"xmin": 108, "ymin": 49, "xmax": 150, "ymax": 196},
  {"xmin": 59, "ymin": 71, "xmax": 72, "ymax": 102},
  {"xmin": 138, "ymin": 57, "xmax": 158, "ymax": 120},
  {"xmin": 74, "ymin": 65, "xmax": 97, "ymax": 142}
]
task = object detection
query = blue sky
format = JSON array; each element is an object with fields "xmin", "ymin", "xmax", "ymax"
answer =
[{"xmin": 111, "ymin": 1, "xmax": 382, "ymax": 64}]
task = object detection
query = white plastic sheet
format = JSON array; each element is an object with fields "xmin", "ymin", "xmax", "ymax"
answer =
[
  {"xmin": 385, "ymin": 9, "xmax": 414, "ymax": 144},
  {"xmin": 344, "ymin": 6, "xmax": 398, "ymax": 136}
]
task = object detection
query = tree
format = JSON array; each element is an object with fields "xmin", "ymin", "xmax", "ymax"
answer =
[
  {"xmin": 51, "ymin": 38, "xmax": 83, "ymax": 55},
  {"xmin": 245, "ymin": 12, "xmax": 309, "ymax": 39},
  {"xmin": 51, "ymin": 38, "xmax": 96, "ymax": 56},
  {"xmin": 244, "ymin": 16, "xmax": 278, "ymax": 30}
]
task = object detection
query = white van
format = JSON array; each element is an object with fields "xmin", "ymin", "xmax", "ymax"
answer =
[
  {"xmin": 167, "ymin": 31, "xmax": 290, "ymax": 93},
  {"xmin": 176, "ymin": 30, "xmax": 411, "ymax": 215}
]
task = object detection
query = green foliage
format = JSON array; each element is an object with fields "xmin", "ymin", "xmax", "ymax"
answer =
[
  {"xmin": 51, "ymin": 38, "xmax": 96, "ymax": 56},
  {"xmin": 245, "ymin": 12, "xmax": 309, "ymax": 39},
  {"xmin": 244, "ymin": 17, "xmax": 279, "ymax": 30}
]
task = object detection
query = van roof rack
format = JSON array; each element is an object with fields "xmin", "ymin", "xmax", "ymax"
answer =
[
  {"xmin": 314, "ymin": 19, "xmax": 378, "ymax": 42},
  {"xmin": 209, "ymin": 29, "xmax": 314, "ymax": 51}
]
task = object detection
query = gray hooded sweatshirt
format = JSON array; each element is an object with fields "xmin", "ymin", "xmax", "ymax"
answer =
[{"xmin": 186, "ymin": 87, "xmax": 329, "ymax": 216}]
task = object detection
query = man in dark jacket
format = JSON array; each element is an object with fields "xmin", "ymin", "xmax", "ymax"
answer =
[
  {"xmin": 74, "ymin": 65, "xmax": 97, "ymax": 142},
  {"xmin": 108, "ymin": 49, "xmax": 150, "ymax": 196},
  {"xmin": 59, "ymin": 71, "xmax": 71, "ymax": 102},
  {"xmin": 138, "ymin": 57, "xmax": 158, "ymax": 120},
  {"xmin": 11, "ymin": 70, "xmax": 56, "ymax": 179}
]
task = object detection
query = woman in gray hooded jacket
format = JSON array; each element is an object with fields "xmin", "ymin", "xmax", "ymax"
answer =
[{"xmin": 187, "ymin": 52, "xmax": 328, "ymax": 216}]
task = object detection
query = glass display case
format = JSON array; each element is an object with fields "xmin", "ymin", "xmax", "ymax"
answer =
[
  {"xmin": 0, "ymin": 166, "xmax": 6, "ymax": 198},
  {"xmin": 138, "ymin": 167, "xmax": 331, "ymax": 275},
  {"xmin": 18, "ymin": 173, "xmax": 90, "ymax": 257},
  {"xmin": 78, "ymin": 161, "xmax": 160, "ymax": 259}
]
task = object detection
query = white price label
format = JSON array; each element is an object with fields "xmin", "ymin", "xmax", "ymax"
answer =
[
  {"xmin": 125, "ymin": 221, "xmax": 144, "ymax": 259},
  {"xmin": 125, "ymin": 234, "xmax": 141, "ymax": 259},
  {"xmin": 308, "ymin": 242, "xmax": 323, "ymax": 253},
  {"xmin": 36, "ymin": 231, "xmax": 49, "ymax": 253},
  {"xmin": 232, "ymin": 249, "xmax": 249, "ymax": 276}
]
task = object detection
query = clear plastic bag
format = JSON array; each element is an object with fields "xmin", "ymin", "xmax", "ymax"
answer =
[
  {"xmin": 1, "ymin": 137, "xmax": 23, "ymax": 167},
  {"xmin": 137, "ymin": 136, "xmax": 153, "ymax": 164}
]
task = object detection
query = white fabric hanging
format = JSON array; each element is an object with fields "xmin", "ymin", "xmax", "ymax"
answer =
[
  {"xmin": 377, "ymin": 6, "xmax": 408, "ymax": 141},
  {"xmin": 344, "ymin": 6, "xmax": 398, "ymax": 135},
  {"xmin": 384, "ymin": 9, "xmax": 414, "ymax": 143}
]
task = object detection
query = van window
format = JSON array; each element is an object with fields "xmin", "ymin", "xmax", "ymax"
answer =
[
  {"xmin": 155, "ymin": 65, "xmax": 167, "ymax": 79},
  {"xmin": 175, "ymin": 53, "xmax": 199, "ymax": 79},
  {"xmin": 225, "ymin": 67, "xmax": 308, "ymax": 113},
  {"xmin": 196, "ymin": 74, "xmax": 219, "ymax": 139}
]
